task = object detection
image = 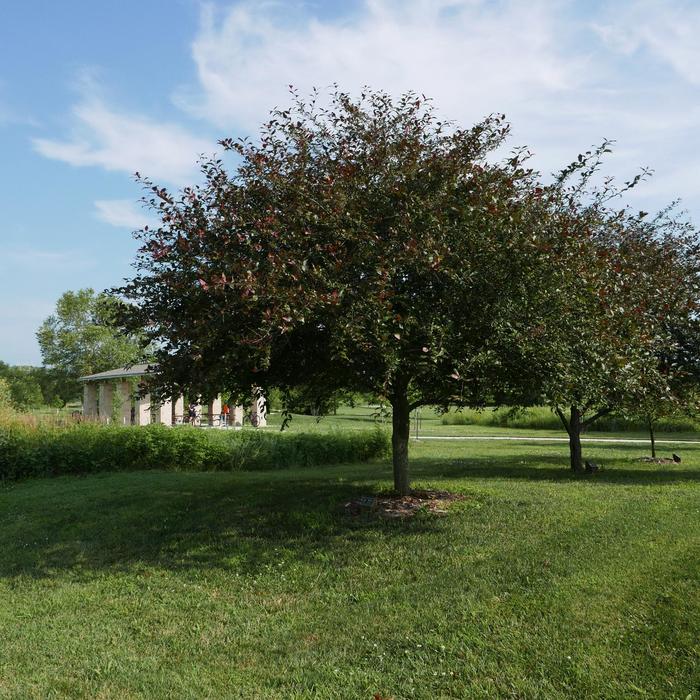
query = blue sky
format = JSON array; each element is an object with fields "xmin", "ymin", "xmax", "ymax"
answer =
[{"xmin": 2, "ymin": 0, "xmax": 699, "ymax": 365}]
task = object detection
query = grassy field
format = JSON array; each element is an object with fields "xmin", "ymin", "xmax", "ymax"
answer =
[
  {"xmin": 1, "ymin": 436, "xmax": 698, "ymax": 699},
  {"xmin": 267, "ymin": 404, "xmax": 700, "ymax": 444}
]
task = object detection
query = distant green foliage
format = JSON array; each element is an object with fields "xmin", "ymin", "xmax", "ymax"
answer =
[
  {"xmin": 36, "ymin": 288, "xmax": 147, "ymax": 401},
  {"xmin": 0, "ymin": 378, "xmax": 13, "ymax": 410},
  {"xmin": 0, "ymin": 363, "xmax": 44, "ymax": 410},
  {"xmin": 0, "ymin": 424, "xmax": 389, "ymax": 481},
  {"xmin": 441, "ymin": 406, "xmax": 700, "ymax": 433},
  {"xmin": 31, "ymin": 366, "xmax": 78, "ymax": 407}
]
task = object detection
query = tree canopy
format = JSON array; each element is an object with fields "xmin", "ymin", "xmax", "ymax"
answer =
[
  {"xmin": 37, "ymin": 288, "xmax": 146, "ymax": 403},
  {"xmin": 511, "ymin": 155, "xmax": 700, "ymax": 470},
  {"xmin": 116, "ymin": 88, "xmax": 700, "ymax": 490}
]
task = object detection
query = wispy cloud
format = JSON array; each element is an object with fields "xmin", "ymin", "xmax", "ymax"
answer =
[
  {"xmin": 594, "ymin": 0, "xmax": 700, "ymax": 85},
  {"xmin": 94, "ymin": 199, "xmax": 154, "ymax": 229},
  {"xmin": 0, "ymin": 247, "xmax": 94, "ymax": 271},
  {"xmin": 30, "ymin": 1, "xmax": 700, "ymax": 219},
  {"xmin": 177, "ymin": 0, "xmax": 584, "ymax": 132},
  {"xmin": 32, "ymin": 93, "xmax": 214, "ymax": 185},
  {"xmin": 173, "ymin": 0, "xmax": 700, "ymax": 216}
]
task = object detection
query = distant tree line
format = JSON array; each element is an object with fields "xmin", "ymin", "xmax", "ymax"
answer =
[
  {"xmin": 0, "ymin": 363, "xmax": 47, "ymax": 410},
  {"xmin": 1, "ymin": 288, "xmax": 146, "ymax": 411}
]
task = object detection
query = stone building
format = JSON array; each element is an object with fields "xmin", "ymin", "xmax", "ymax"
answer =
[{"xmin": 78, "ymin": 364, "xmax": 266, "ymax": 427}]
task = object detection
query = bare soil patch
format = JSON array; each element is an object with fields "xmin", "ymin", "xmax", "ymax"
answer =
[{"xmin": 344, "ymin": 489, "xmax": 465, "ymax": 519}]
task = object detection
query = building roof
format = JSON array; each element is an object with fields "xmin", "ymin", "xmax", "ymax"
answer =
[{"xmin": 79, "ymin": 363, "xmax": 153, "ymax": 382}]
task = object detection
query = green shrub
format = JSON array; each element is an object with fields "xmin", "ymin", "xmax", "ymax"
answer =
[{"xmin": 0, "ymin": 424, "xmax": 389, "ymax": 481}]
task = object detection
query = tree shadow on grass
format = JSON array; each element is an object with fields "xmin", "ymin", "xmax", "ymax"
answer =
[
  {"xmin": 0, "ymin": 470, "xmax": 438, "ymax": 581},
  {"xmin": 2, "ymin": 447, "xmax": 698, "ymax": 581}
]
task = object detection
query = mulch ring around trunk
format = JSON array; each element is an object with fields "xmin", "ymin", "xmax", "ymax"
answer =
[{"xmin": 344, "ymin": 490, "xmax": 465, "ymax": 519}]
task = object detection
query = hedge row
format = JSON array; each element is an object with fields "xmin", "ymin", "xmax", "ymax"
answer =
[{"xmin": 0, "ymin": 424, "xmax": 390, "ymax": 481}]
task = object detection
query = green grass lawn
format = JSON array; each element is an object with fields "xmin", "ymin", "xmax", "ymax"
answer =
[
  {"xmin": 267, "ymin": 404, "xmax": 700, "ymax": 444},
  {"xmin": 1, "ymin": 439, "xmax": 698, "ymax": 699}
]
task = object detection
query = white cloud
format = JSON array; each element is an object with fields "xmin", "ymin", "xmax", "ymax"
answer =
[
  {"xmin": 0, "ymin": 248, "xmax": 92, "ymax": 270},
  {"xmin": 594, "ymin": 0, "xmax": 700, "ymax": 85},
  {"xmin": 94, "ymin": 199, "xmax": 154, "ymax": 229},
  {"xmin": 33, "ymin": 95, "xmax": 214, "ymax": 185},
  {"xmin": 172, "ymin": 0, "xmax": 700, "ymax": 219},
  {"xmin": 30, "ymin": 1, "xmax": 700, "ymax": 220},
  {"xmin": 178, "ymin": 0, "xmax": 584, "ymax": 132}
]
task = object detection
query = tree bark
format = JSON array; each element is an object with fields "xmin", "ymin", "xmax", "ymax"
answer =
[
  {"xmin": 555, "ymin": 405, "xmax": 584, "ymax": 472},
  {"xmin": 391, "ymin": 392, "xmax": 411, "ymax": 496},
  {"xmin": 648, "ymin": 417, "xmax": 656, "ymax": 459},
  {"xmin": 568, "ymin": 406, "xmax": 584, "ymax": 472}
]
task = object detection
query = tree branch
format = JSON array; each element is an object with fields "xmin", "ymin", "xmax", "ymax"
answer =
[
  {"xmin": 408, "ymin": 399, "xmax": 430, "ymax": 411},
  {"xmin": 582, "ymin": 407, "xmax": 612, "ymax": 428},
  {"xmin": 554, "ymin": 405, "xmax": 571, "ymax": 435}
]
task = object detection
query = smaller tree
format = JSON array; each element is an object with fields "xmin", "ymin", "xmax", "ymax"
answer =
[
  {"xmin": 516, "ymin": 150, "xmax": 700, "ymax": 471},
  {"xmin": 623, "ymin": 322, "xmax": 700, "ymax": 458},
  {"xmin": 37, "ymin": 289, "xmax": 147, "ymax": 396},
  {"xmin": 628, "ymin": 396, "xmax": 695, "ymax": 459}
]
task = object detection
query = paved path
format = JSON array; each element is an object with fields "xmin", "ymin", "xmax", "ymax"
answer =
[{"xmin": 415, "ymin": 435, "xmax": 700, "ymax": 445}]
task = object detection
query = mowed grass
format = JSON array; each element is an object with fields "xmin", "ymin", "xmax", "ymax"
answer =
[
  {"xmin": 0, "ymin": 438, "xmax": 699, "ymax": 699},
  {"xmin": 266, "ymin": 404, "xmax": 700, "ymax": 442}
]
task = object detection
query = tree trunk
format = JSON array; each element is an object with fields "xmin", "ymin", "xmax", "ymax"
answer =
[
  {"xmin": 556, "ymin": 405, "xmax": 585, "ymax": 472},
  {"xmin": 648, "ymin": 418, "xmax": 656, "ymax": 459},
  {"xmin": 568, "ymin": 405, "xmax": 584, "ymax": 472},
  {"xmin": 568, "ymin": 432, "xmax": 583, "ymax": 472},
  {"xmin": 391, "ymin": 393, "xmax": 411, "ymax": 496}
]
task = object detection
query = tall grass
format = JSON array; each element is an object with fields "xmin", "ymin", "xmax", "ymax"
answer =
[
  {"xmin": 441, "ymin": 406, "xmax": 562, "ymax": 430},
  {"xmin": 440, "ymin": 406, "xmax": 700, "ymax": 432},
  {"xmin": 0, "ymin": 422, "xmax": 389, "ymax": 481}
]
